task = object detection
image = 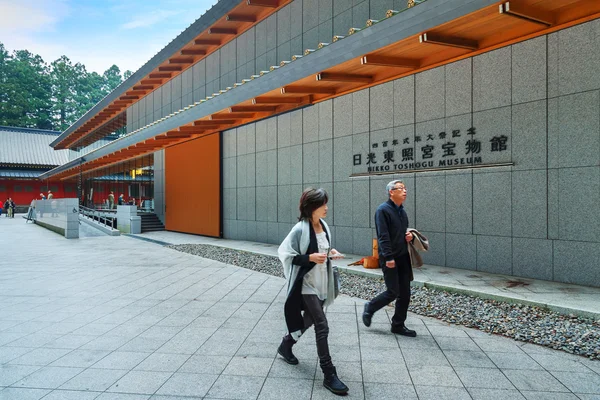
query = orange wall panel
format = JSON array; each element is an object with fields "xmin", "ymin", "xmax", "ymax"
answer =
[{"xmin": 165, "ymin": 133, "xmax": 221, "ymax": 237}]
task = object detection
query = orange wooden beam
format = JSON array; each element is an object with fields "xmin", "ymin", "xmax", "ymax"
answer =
[
  {"xmin": 361, "ymin": 55, "xmax": 420, "ymax": 68},
  {"xmin": 230, "ymin": 105, "xmax": 278, "ymax": 112},
  {"xmin": 316, "ymin": 72, "xmax": 373, "ymax": 83},
  {"xmin": 194, "ymin": 39, "xmax": 221, "ymax": 45},
  {"xmin": 419, "ymin": 33, "xmax": 478, "ymax": 50},
  {"xmin": 281, "ymin": 86, "xmax": 336, "ymax": 95},
  {"xmin": 180, "ymin": 49, "xmax": 207, "ymax": 56}
]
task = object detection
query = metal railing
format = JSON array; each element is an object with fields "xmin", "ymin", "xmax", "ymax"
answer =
[{"xmin": 79, "ymin": 205, "xmax": 117, "ymax": 230}]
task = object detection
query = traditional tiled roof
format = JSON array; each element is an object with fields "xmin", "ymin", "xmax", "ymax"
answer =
[{"xmin": 0, "ymin": 126, "xmax": 70, "ymax": 167}]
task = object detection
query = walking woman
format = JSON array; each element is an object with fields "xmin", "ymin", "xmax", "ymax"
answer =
[{"xmin": 277, "ymin": 187, "xmax": 348, "ymax": 396}]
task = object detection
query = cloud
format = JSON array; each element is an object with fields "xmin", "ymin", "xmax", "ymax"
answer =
[
  {"xmin": 0, "ymin": 0, "xmax": 69, "ymax": 33},
  {"xmin": 121, "ymin": 9, "xmax": 182, "ymax": 30}
]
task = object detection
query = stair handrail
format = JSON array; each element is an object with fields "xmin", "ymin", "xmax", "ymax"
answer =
[{"xmin": 79, "ymin": 205, "xmax": 116, "ymax": 229}]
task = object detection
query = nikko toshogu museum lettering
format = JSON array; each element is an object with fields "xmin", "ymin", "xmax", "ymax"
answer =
[{"xmin": 352, "ymin": 126, "xmax": 510, "ymax": 173}]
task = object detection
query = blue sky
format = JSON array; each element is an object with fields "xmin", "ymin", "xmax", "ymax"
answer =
[{"xmin": 0, "ymin": 0, "xmax": 217, "ymax": 74}]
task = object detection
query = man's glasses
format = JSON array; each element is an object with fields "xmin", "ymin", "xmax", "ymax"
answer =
[{"xmin": 391, "ymin": 186, "xmax": 406, "ymax": 191}]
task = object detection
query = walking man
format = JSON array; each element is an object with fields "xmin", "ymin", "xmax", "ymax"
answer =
[
  {"xmin": 108, "ymin": 191, "xmax": 115, "ymax": 209},
  {"xmin": 362, "ymin": 180, "xmax": 416, "ymax": 337}
]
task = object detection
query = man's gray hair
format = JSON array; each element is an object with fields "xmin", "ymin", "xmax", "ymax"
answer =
[{"xmin": 386, "ymin": 180, "xmax": 404, "ymax": 195}]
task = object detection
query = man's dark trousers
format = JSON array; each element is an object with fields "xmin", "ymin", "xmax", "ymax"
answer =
[{"xmin": 366, "ymin": 253, "xmax": 411, "ymax": 327}]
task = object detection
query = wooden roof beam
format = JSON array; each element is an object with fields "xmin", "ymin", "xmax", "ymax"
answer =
[
  {"xmin": 226, "ymin": 14, "xmax": 256, "ymax": 22},
  {"xmin": 158, "ymin": 65, "xmax": 182, "ymax": 72},
  {"xmin": 281, "ymin": 86, "xmax": 336, "ymax": 95},
  {"xmin": 141, "ymin": 79, "xmax": 164, "ymax": 85},
  {"xmin": 179, "ymin": 126, "xmax": 207, "ymax": 134},
  {"xmin": 169, "ymin": 57, "xmax": 195, "ymax": 64},
  {"xmin": 180, "ymin": 49, "xmax": 207, "ymax": 56},
  {"xmin": 125, "ymin": 90, "xmax": 146, "ymax": 96},
  {"xmin": 247, "ymin": 0, "xmax": 278, "ymax": 7},
  {"xmin": 230, "ymin": 105, "xmax": 278, "ymax": 112},
  {"xmin": 194, "ymin": 39, "xmax": 221, "ymax": 45},
  {"xmin": 149, "ymin": 72, "xmax": 172, "ymax": 79},
  {"xmin": 419, "ymin": 33, "xmax": 478, "ymax": 50},
  {"xmin": 316, "ymin": 72, "xmax": 373, "ymax": 83},
  {"xmin": 499, "ymin": 2, "xmax": 553, "ymax": 26},
  {"xmin": 211, "ymin": 113, "xmax": 254, "ymax": 120},
  {"xmin": 209, "ymin": 27, "xmax": 237, "ymax": 35},
  {"xmin": 253, "ymin": 96, "xmax": 303, "ymax": 104},
  {"xmin": 361, "ymin": 55, "xmax": 420, "ymax": 68},
  {"xmin": 193, "ymin": 120, "xmax": 226, "ymax": 127},
  {"xmin": 132, "ymin": 85, "xmax": 155, "ymax": 90}
]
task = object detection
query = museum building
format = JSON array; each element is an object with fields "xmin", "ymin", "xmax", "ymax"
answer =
[{"xmin": 41, "ymin": 0, "xmax": 600, "ymax": 286}]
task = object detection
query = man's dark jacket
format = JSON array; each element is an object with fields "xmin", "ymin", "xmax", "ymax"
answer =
[{"xmin": 375, "ymin": 199, "xmax": 409, "ymax": 265}]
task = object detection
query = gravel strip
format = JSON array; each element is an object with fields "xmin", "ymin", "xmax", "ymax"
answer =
[{"xmin": 169, "ymin": 243, "xmax": 600, "ymax": 360}]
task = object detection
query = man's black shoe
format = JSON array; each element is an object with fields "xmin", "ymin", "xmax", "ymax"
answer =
[
  {"xmin": 391, "ymin": 325, "xmax": 417, "ymax": 337},
  {"xmin": 362, "ymin": 304, "xmax": 372, "ymax": 327},
  {"xmin": 323, "ymin": 366, "xmax": 349, "ymax": 396},
  {"xmin": 277, "ymin": 335, "xmax": 299, "ymax": 365}
]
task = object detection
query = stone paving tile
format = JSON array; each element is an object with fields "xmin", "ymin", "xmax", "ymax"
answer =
[
  {"xmin": 0, "ymin": 365, "xmax": 41, "ymax": 386},
  {"xmin": 0, "ymin": 387, "xmax": 50, "ymax": 400},
  {"xmin": 95, "ymin": 393, "xmax": 150, "ymax": 400},
  {"xmin": 222, "ymin": 356, "xmax": 274, "ymax": 377},
  {"xmin": 257, "ymin": 377, "xmax": 313, "ymax": 400},
  {"xmin": 454, "ymin": 367, "xmax": 516, "ymax": 389},
  {"xmin": 444, "ymin": 350, "xmax": 496, "ymax": 368},
  {"xmin": 41, "ymin": 389, "xmax": 102, "ymax": 399},
  {"xmin": 206, "ymin": 374, "xmax": 265, "ymax": 399},
  {"xmin": 414, "ymin": 385, "xmax": 472, "ymax": 400},
  {"xmin": 550, "ymin": 371, "xmax": 600, "ymax": 394},
  {"xmin": 153, "ymin": 372, "xmax": 218, "ymax": 397},
  {"xmin": 486, "ymin": 351, "xmax": 543, "ymax": 370},
  {"xmin": 12, "ymin": 366, "xmax": 83, "ymax": 389},
  {"xmin": 92, "ymin": 351, "xmax": 151, "ymax": 370},
  {"xmin": 468, "ymin": 387, "xmax": 526, "ymax": 399},
  {"xmin": 7, "ymin": 348, "xmax": 72, "ymax": 366},
  {"xmin": 107, "ymin": 370, "xmax": 172, "ymax": 395},
  {"xmin": 408, "ymin": 365, "xmax": 463, "ymax": 387},
  {"xmin": 363, "ymin": 382, "xmax": 418, "ymax": 400},
  {"xmin": 503, "ymin": 369, "xmax": 570, "ymax": 392},
  {"xmin": 520, "ymin": 391, "xmax": 580, "ymax": 400},
  {"xmin": 59, "ymin": 368, "xmax": 128, "ymax": 391},
  {"xmin": 50, "ymin": 350, "xmax": 111, "ymax": 368}
]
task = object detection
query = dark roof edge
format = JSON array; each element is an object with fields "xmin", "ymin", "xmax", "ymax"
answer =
[
  {"xmin": 50, "ymin": 0, "xmax": 240, "ymax": 148},
  {"xmin": 0, "ymin": 126, "xmax": 61, "ymax": 135}
]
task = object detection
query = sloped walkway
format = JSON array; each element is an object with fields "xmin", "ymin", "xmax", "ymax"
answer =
[{"xmin": 1, "ymin": 218, "xmax": 599, "ymax": 399}]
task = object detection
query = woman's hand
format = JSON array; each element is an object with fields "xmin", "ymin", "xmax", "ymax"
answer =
[
  {"xmin": 329, "ymin": 249, "xmax": 345, "ymax": 260},
  {"xmin": 309, "ymin": 253, "xmax": 328, "ymax": 264}
]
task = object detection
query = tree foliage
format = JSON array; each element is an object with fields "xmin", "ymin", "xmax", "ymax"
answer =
[{"xmin": 0, "ymin": 42, "xmax": 132, "ymax": 131}]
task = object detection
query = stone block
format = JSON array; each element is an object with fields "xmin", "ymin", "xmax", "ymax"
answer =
[
  {"xmin": 278, "ymin": 223, "xmax": 293, "ymax": 243},
  {"xmin": 333, "ymin": 9, "xmax": 352, "ymax": 37},
  {"xmin": 352, "ymin": 2, "xmax": 369, "ymax": 29},
  {"xmin": 353, "ymin": 89, "xmax": 370, "ymax": 134},
  {"xmin": 420, "ymin": 231, "xmax": 445, "ymax": 266},
  {"xmin": 302, "ymin": 26, "xmax": 319, "ymax": 52},
  {"xmin": 333, "ymin": 181, "xmax": 353, "ymax": 226},
  {"xmin": 246, "ymin": 221, "xmax": 257, "ymax": 241},
  {"xmin": 237, "ymin": 220, "xmax": 247, "ymax": 239},
  {"xmin": 277, "ymin": 5, "xmax": 291, "ymax": 46},
  {"xmin": 370, "ymin": 82, "xmax": 394, "ymax": 131},
  {"xmin": 334, "ymin": 94, "xmax": 353, "ymax": 137},
  {"xmin": 353, "ymin": 227, "xmax": 374, "ymax": 256},
  {"xmin": 255, "ymin": 20, "xmax": 267, "ymax": 56},
  {"xmin": 290, "ymin": 0, "xmax": 303, "ymax": 38},
  {"xmin": 547, "ymin": 32, "xmax": 558, "ymax": 99},
  {"xmin": 193, "ymin": 86, "xmax": 205, "ymax": 103},
  {"xmin": 277, "ymin": 42, "xmax": 291, "ymax": 65},
  {"xmin": 289, "ymin": 145, "xmax": 303, "ymax": 184},
  {"xmin": 318, "ymin": 20, "xmax": 333, "ymax": 44},
  {"xmin": 319, "ymin": 139, "xmax": 333, "ymax": 182},
  {"xmin": 472, "ymin": 107, "xmax": 512, "ymax": 165},
  {"xmin": 473, "ymin": 47, "xmax": 511, "ymax": 112},
  {"xmin": 291, "ymin": 184, "xmax": 303, "ymax": 221},
  {"xmin": 547, "ymin": 97, "xmax": 559, "ymax": 169},
  {"xmin": 246, "ymin": 124, "xmax": 256, "ymax": 154},
  {"xmin": 547, "ymin": 168, "xmax": 558, "ymax": 240},
  {"xmin": 473, "ymin": 172, "xmax": 511, "ymax": 236},
  {"xmin": 392, "ymin": 124, "xmax": 414, "ymax": 170},
  {"xmin": 370, "ymin": 0, "xmax": 393, "ymax": 19},
  {"xmin": 352, "ymin": 179, "xmax": 370, "ymax": 228},
  {"xmin": 257, "ymin": 221, "xmax": 268, "ymax": 242},
  {"xmin": 266, "ymin": 49, "xmax": 277, "ymax": 69},
  {"xmin": 290, "ymin": 109, "xmax": 303, "ymax": 146},
  {"xmin": 558, "ymin": 91, "xmax": 600, "ymax": 168},
  {"xmin": 554, "ymin": 240, "xmax": 600, "ymax": 287},
  {"xmin": 559, "ymin": 167, "xmax": 600, "ymax": 243},
  {"xmin": 255, "ymin": 53, "xmax": 267, "ymax": 73},
  {"xmin": 303, "ymin": 105, "xmax": 319, "ymax": 143},
  {"xmin": 192, "ymin": 61, "xmax": 206, "ymax": 91},
  {"xmin": 246, "ymin": 152, "xmax": 256, "ymax": 188},
  {"xmin": 223, "ymin": 219, "xmax": 234, "ymax": 239},
  {"xmin": 267, "ymin": 186, "xmax": 278, "ymax": 222},
  {"xmin": 268, "ymin": 222, "xmax": 279, "ymax": 244},
  {"xmin": 369, "ymin": 175, "xmax": 389, "ymax": 228},
  {"xmin": 278, "ymin": 185, "xmax": 292, "ymax": 223},
  {"xmin": 267, "ymin": 118, "xmax": 278, "ymax": 150},
  {"xmin": 318, "ymin": 100, "xmax": 333, "ymax": 140},
  {"xmin": 247, "ymin": 187, "xmax": 256, "ymax": 221},
  {"xmin": 476, "ymin": 236, "xmax": 512, "ymax": 275},
  {"xmin": 319, "ymin": 0, "xmax": 333, "ymax": 23},
  {"xmin": 237, "ymin": 155, "xmax": 247, "ymax": 188},
  {"xmin": 224, "ymin": 188, "xmax": 237, "ymax": 220},
  {"xmin": 333, "ymin": 135, "xmax": 353, "ymax": 182},
  {"xmin": 290, "ymin": 35, "xmax": 303, "ymax": 58},
  {"xmin": 278, "ymin": 113, "xmax": 291, "ymax": 148},
  {"xmin": 256, "ymin": 151, "xmax": 268, "ymax": 187},
  {"xmin": 414, "ymin": 118, "xmax": 444, "ymax": 166},
  {"xmin": 266, "ymin": 13, "xmax": 277, "ymax": 51},
  {"xmin": 303, "ymin": 0, "xmax": 319, "ymax": 32},
  {"xmin": 512, "ymin": 36, "xmax": 546, "ymax": 104},
  {"xmin": 334, "ymin": 226, "xmax": 354, "ymax": 254},
  {"xmin": 415, "ymin": 173, "xmax": 445, "ymax": 232},
  {"xmin": 512, "ymin": 100, "xmax": 547, "ymax": 171},
  {"xmin": 445, "ymin": 58, "xmax": 471, "ymax": 117},
  {"xmin": 512, "ymin": 238, "xmax": 553, "ymax": 281},
  {"xmin": 237, "ymin": 187, "xmax": 247, "ymax": 220},
  {"xmin": 236, "ymin": 127, "xmax": 247, "ymax": 156},
  {"xmin": 256, "ymin": 120, "xmax": 268, "ymax": 152},
  {"xmin": 267, "ymin": 150, "xmax": 278, "ymax": 186},
  {"xmin": 445, "ymin": 233, "xmax": 476, "ymax": 270},
  {"xmin": 162, "ymin": 80, "xmax": 172, "ymax": 104},
  {"xmin": 303, "ymin": 142, "xmax": 320, "ymax": 183},
  {"xmin": 223, "ymin": 130, "xmax": 235, "ymax": 159},
  {"xmin": 352, "ymin": 132, "xmax": 369, "ymax": 176},
  {"xmin": 223, "ymin": 158, "xmax": 236, "ymax": 189},
  {"xmin": 558, "ymin": 19, "xmax": 600, "ymax": 95},
  {"xmin": 512, "ymin": 170, "xmax": 547, "ymax": 239},
  {"xmin": 416, "ymin": 67, "xmax": 445, "ymax": 123},
  {"xmin": 278, "ymin": 147, "xmax": 291, "ymax": 185},
  {"xmin": 334, "ymin": 0, "xmax": 351, "ymax": 16}
]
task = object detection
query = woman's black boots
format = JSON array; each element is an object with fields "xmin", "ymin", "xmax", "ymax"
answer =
[
  {"xmin": 277, "ymin": 334, "xmax": 298, "ymax": 365},
  {"xmin": 323, "ymin": 366, "xmax": 349, "ymax": 395}
]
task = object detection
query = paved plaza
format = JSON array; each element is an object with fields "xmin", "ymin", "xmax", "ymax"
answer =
[{"xmin": 1, "ymin": 218, "xmax": 599, "ymax": 400}]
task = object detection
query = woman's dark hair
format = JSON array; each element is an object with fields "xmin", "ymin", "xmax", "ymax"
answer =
[{"xmin": 298, "ymin": 187, "xmax": 328, "ymax": 221}]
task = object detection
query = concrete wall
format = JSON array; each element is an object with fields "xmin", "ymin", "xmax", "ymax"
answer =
[{"xmin": 221, "ymin": 19, "xmax": 600, "ymax": 287}]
